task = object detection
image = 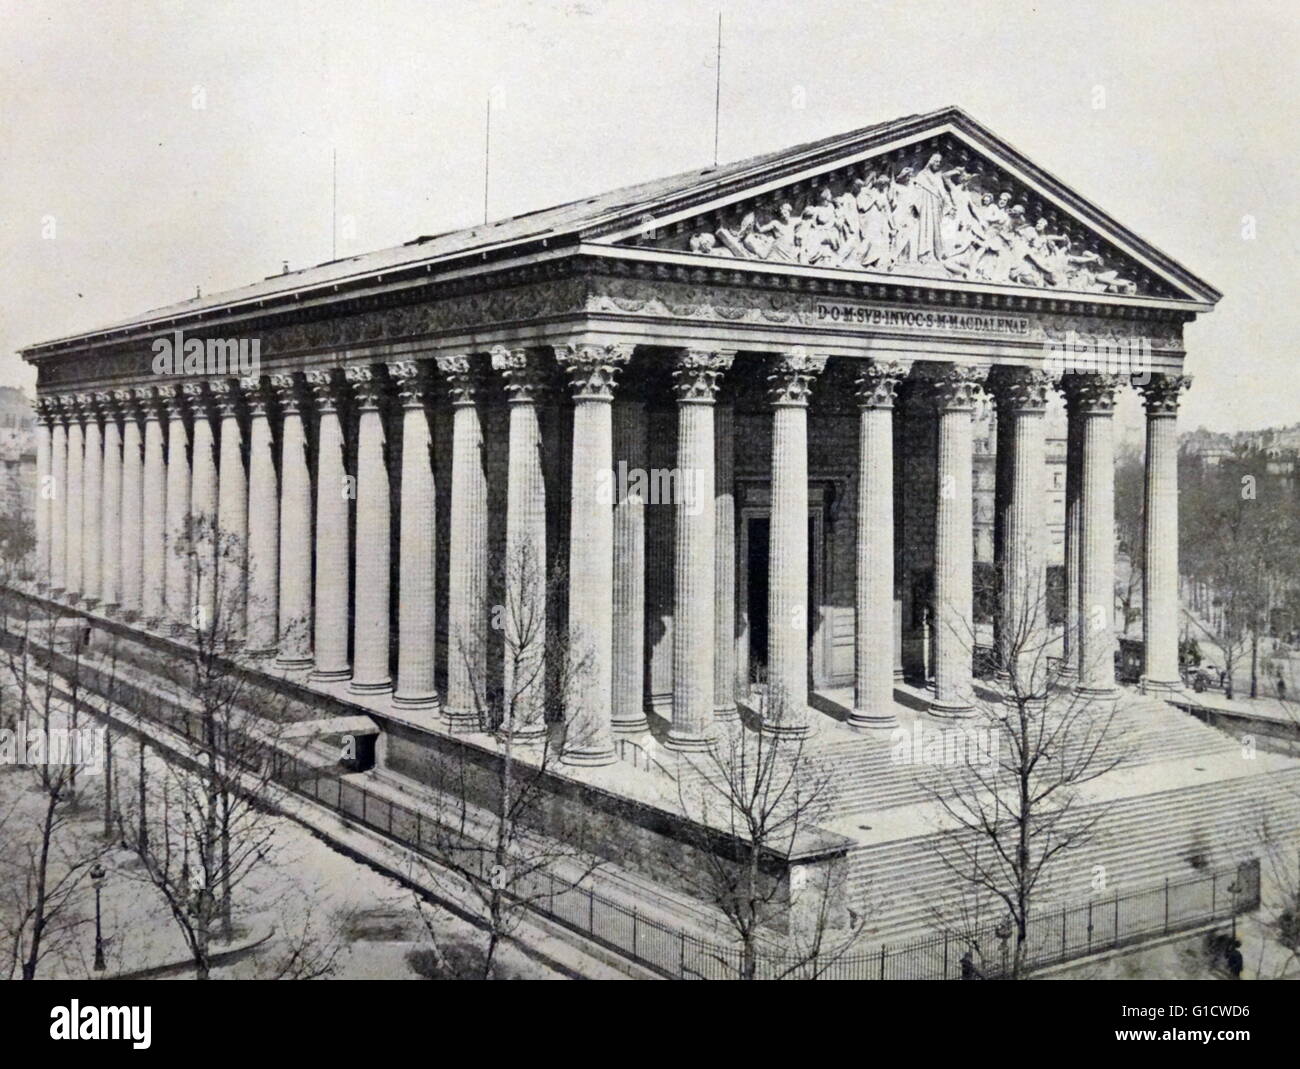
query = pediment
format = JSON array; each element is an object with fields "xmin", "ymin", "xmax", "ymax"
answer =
[{"xmin": 596, "ymin": 111, "xmax": 1217, "ymax": 306}]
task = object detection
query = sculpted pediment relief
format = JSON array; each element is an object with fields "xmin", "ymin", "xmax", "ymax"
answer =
[{"xmin": 616, "ymin": 134, "xmax": 1169, "ymax": 300}]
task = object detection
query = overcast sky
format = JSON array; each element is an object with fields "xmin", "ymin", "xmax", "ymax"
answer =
[{"xmin": 1, "ymin": 0, "xmax": 1295, "ymax": 433}]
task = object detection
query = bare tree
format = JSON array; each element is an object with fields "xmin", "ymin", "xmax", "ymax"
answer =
[
  {"xmin": 116, "ymin": 518, "xmax": 288, "ymax": 978},
  {"xmin": 411, "ymin": 542, "xmax": 602, "ymax": 979},
  {"xmin": 927, "ymin": 580, "xmax": 1127, "ymax": 978},
  {"xmin": 672, "ymin": 682, "xmax": 862, "ymax": 979}
]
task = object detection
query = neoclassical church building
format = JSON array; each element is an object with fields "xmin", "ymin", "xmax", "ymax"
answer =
[{"xmin": 23, "ymin": 107, "xmax": 1218, "ymax": 773}]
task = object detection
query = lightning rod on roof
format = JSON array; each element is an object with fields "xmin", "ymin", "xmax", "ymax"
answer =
[{"xmin": 713, "ymin": 11, "xmax": 722, "ymax": 167}]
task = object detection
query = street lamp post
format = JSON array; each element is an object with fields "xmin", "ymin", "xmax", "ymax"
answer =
[
  {"xmin": 90, "ymin": 861, "xmax": 107, "ymax": 972},
  {"xmin": 995, "ymin": 917, "xmax": 1012, "ymax": 979}
]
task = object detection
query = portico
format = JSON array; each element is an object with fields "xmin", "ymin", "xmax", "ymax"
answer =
[{"xmin": 22, "ymin": 107, "xmax": 1218, "ymax": 771}]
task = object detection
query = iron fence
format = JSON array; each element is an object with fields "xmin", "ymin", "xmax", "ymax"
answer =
[{"xmin": 31, "ymin": 635, "xmax": 1264, "ymax": 981}]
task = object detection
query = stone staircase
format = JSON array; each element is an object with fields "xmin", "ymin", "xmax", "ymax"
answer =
[
  {"xmin": 813, "ymin": 691, "xmax": 1241, "ymax": 817},
  {"xmin": 847, "ymin": 760, "xmax": 1300, "ymax": 942}
]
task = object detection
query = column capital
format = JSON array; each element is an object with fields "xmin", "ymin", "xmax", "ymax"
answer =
[
  {"xmin": 671, "ymin": 348, "xmax": 734, "ymax": 402},
  {"xmin": 182, "ymin": 380, "xmax": 219, "ymax": 420},
  {"xmin": 56, "ymin": 394, "xmax": 81, "ymax": 423},
  {"xmin": 766, "ymin": 348, "xmax": 827, "ymax": 407},
  {"xmin": 113, "ymin": 388, "xmax": 146, "ymax": 422},
  {"xmin": 304, "ymin": 368, "xmax": 343, "ymax": 413},
  {"xmin": 555, "ymin": 343, "xmax": 633, "ymax": 401},
  {"xmin": 854, "ymin": 359, "xmax": 912, "ymax": 409},
  {"xmin": 210, "ymin": 379, "xmax": 244, "ymax": 418},
  {"xmin": 74, "ymin": 392, "xmax": 107, "ymax": 423},
  {"xmin": 434, "ymin": 353, "xmax": 484, "ymax": 406},
  {"xmin": 344, "ymin": 364, "xmax": 387, "ymax": 410},
  {"xmin": 268, "ymin": 372, "xmax": 306, "ymax": 414},
  {"xmin": 1060, "ymin": 372, "xmax": 1124, "ymax": 414},
  {"xmin": 988, "ymin": 366, "xmax": 1056, "ymax": 412},
  {"xmin": 34, "ymin": 396, "xmax": 59, "ymax": 426},
  {"xmin": 152, "ymin": 384, "xmax": 186, "ymax": 420},
  {"xmin": 387, "ymin": 360, "xmax": 434, "ymax": 409},
  {"xmin": 240, "ymin": 375, "xmax": 278, "ymax": 416},
  {"xmin": 1139, "ymin": 373, "xmax": 1192, "ymax": 416},
  {"xmin": 917, "ymin": 362, "xmax": 987, "ymax": 412},
  {"xmin": 491, "ymin": 346, "xmax": 550, "ymax": 403}
]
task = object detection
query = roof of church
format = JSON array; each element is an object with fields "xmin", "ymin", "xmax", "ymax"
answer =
[{"xmin": 22, "ymin": 105, "xmax": 1218, "ymax": 355}]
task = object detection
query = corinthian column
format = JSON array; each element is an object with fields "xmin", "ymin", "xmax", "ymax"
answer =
[
  {"xmin": 99, "ymin": 397, "xmax": 122, "ymax": 612},
  {"xmin": 243, "ymin": 377, "xmax": 280, "ymax": 657},
  {"xmin": 141, "ymin": 390, "xmax": 168, "ymax": 626},
  {"xmin": 64, "ymin": 396, "xmax": 84, "ymax": 601},
  {"xmin": 185, "ymin": 382, "xmax": 219, "ymax": 635},
  {"xmin": 309, "ymin": 370, "xmax": 351, "ymax": 681},
  {"xmin": 1063, "ymin": 374, "xmax": 1122, "ymax": 699},
  {"xmin": 389, "ymin": 362, "xmax": 437, "ymax": 707},
  {"xmin": 81, "ymin": 396, "xmax": 103, "ymax": 607},
  {"xmin": 612, "ymin": 398, "xmax": 648, "ymax": 735},
  {"xmin": 713, "ymin": 399, "xmax": 738, "ymax": 725},
  {"xmin": 851, "ymin": 360, "xmax": 909, "ymax": 730},
  {"xmin": 118, "ymin": 390, "xmax": 145, "ymax": 619},
  {"xmin": 162, "ymin": 386, "xmax": 191, "ymax": 633},
  {"xmin": 764, "ymin": 349, "xmax": 826, "ymax": 737},
  {"xmin": 347, "ymin": 366, "xmax": 392, "ymax": 693},
  {"xmin": 1140, "ymin": 373, "xmax": 1191, "ymax": 694},
  {"xmin": 273, "ymin": 374, "xmax": 314, "ymax": 668},
  {"xmin": 49, "ymin": 401, "xmax": 67, "ymax": 595},
  {"xmin": 990, "ymin": 367, "xmax": 1053, "ymax": 695},
  {"xmin": 214, "ymin": 381, "xmax": 248, "ymax": 643},
  {"xmin": 1060, "ymin": 393, "xmax": 1084, "ymax": 680},
  {"xmin": 438, "ymin": 354, "xmax": 488, "ymax": 731},
  {"xmin": 33, "ymin": 399, "xmax": 53, "ymax": 591},
  {"xmin": 493, "ymin": 346, "xmax": 549, "ymax": 738},
  {"xmin": 665, "ymin": 349, "xmax": 731, "ymax": 751},
  {"xmin": 556, "ymin": 342, "xmax": 632, "ymax": 766},
  {"xmin": 925, "ymin": 363, "xmax": 984, "ymax": 719}
]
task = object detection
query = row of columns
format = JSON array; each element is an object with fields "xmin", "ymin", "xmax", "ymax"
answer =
[{"xmin": 30, "ymin": 355, "xmax": 1191, "ymax": 764}]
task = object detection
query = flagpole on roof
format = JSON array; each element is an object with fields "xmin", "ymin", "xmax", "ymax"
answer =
[{"xmin": 713, "ymin": 11, "xmax": 722, "ymax": 166}]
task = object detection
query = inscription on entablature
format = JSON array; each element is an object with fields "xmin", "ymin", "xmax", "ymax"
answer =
[{"xmin": 586, "ymin": 276, "xmax": 1183, "ymax": 353}]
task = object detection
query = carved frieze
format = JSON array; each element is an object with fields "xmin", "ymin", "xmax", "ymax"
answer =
[{"xmin": 623, "ymin": 137, "xmax": 1158, "ymax": 297}]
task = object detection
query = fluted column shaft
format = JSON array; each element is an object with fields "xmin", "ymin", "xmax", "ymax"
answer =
[
  {"xmin": 244, "ymin": 379, "xmax": 280, "ymax": 656},
  {"xmin": 100, "ymin": 407, "xmax": 122, "ymax": 610},
  {"xmin": 1067, "ymin": 375, "xmax": 1121, "ymax": 698},
  {"xmin": 713, "ymin": 401, "xmax": 737, "ymax": 724},
  {"xmin": 612, "ymin": 400, "xmax": 648, "ymax": 735},
  {"xmin": 558, "ymin": 344, "xmax": 631, "ymax": 765},
  {"xmin": 81, "ymin": 403, "xmax": 103, "ymax": 606},
  {"xmin": 119, "ymin": 396, "xmax": 144, "ymax": 618},
  {"xmin": 187, "ymin": 385, "xmax": 219, "ymax": 634},
  {"xmin": 65, "ymin": 402, "xmax": 84, "ymax": 599},
  {"xmin": 493, "ymin": 347, "xmax": 549, "ymax": 737},
  {"xmin": 215, "ymin": 384, "xmax": 248, "ymax": 641},
  {"xmin": 665, "ymin": 350, "xmax": 730, "ymax": 751},
  {"xmin": 765, "ymin": 351, "xmax": 826, "ymax": 736},
  {"xmin": 928, "ymin": 365, "xmax": 983, "ymax": 718},
  {"xmin": 851, "ymin": 361, "xmax": 908, "ymax": 729},
  {"xmin": 49, "ymin": 412, "xmax": 67, "ymax": 593},
  {"xmin": 439, "ymin": 356, "xmax": 488, "ymax": 728},
  {"xmin": 1141, "ymin": 374, "xmax": 1191, "ymax": 694},
  {"xmin": 163, "ymin": 390, "xmax": 191, "ymax": 633},
  {"xmin": 992, "ymin": 368, "xmax": 1052, "ymax": 694},
  {"xmin": 141, "ymin": 397, "xmax": 168, "ymax": 625},
  {"xmin": 390, "ymin": 363, "xmax": 437, "ymax": 706},
  {"xmin": 310, "ymin": 372, "xmax": 351, "ymax": 681},
  {"xmin": 348, "ymin": 368, "xmax": 392, "ymax": 693},
  {"xmin": 274, "ymin": 376, "xmax": 314, "ymax": 668},
  {"xmin": 34, "ymin": 403, "xmax": 52, "ymax": 590},
  {"xmin": 1061, "ymin": 398, "xmax": 1084, "ymax": 679}
]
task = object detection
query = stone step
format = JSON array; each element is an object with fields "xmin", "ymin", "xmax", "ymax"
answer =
[{"xmin": 846, "ymin": 765, "xmax": 1300, "ymax": 941}]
